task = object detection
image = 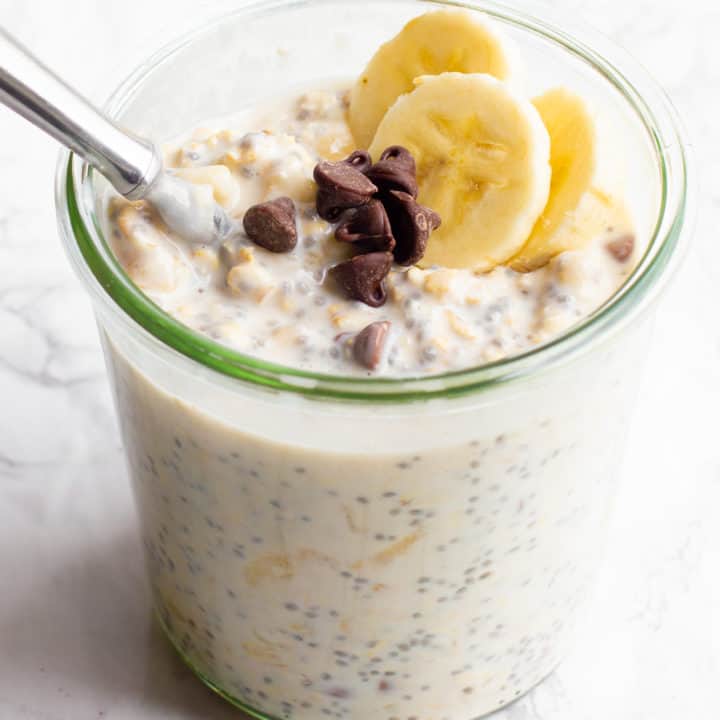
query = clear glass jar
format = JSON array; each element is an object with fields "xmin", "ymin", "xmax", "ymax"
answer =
[{"xmin": 55, "ymin": 1, "xmax": 692, "ymax": 718}]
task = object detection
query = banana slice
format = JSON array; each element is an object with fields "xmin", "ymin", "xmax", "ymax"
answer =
[
  {"xmin": 368, "ymin": 73, "xmax": 551, "ymax": 270},
  {"xmin": 349, "ymin": 9, "xmax": 522, "ymax": 149},
  {"xmin": 510, "ymin": 88, "xmax": 597, "ymax": 271},
  {"xmin": 513, "ymin": 188, "xmax": 633, "ymax": 271}
]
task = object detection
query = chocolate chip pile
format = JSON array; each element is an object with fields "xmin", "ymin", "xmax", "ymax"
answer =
[
  {"xmin": 241, "ymin": 146, "xmax": 440, "ymax": 308},
  {"xmin": 239, "ymin": 146, "xmax": 440, "ymax": 371},
  {"xmin": 315, "ymin": 146, "xmax": 441, "ymax": 307}
]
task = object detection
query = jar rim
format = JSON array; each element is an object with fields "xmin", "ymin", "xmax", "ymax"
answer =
[{"xmin": 55, "ymin": 0, "xmax": 693, "ymax": 402}]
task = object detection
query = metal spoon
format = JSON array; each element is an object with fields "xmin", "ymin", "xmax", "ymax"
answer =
[{"xmin": 0, "ymin": 27, "xmax": 230, "ymax": 244}]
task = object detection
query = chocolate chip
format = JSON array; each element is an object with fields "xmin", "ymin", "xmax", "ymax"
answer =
[
  {"xmin": 606, "ymin": 234, "xmax": 635, "ymax": 262},
  {"xmin": 366, "ymin": 146, "xmax": 418, "ymax": 198},
  {"xmin": 335, "ymin": 199, "xmax": 395, "ymax": 252},
  {"xmin": 242, "ymin": 197, "xmax": 297, "ymax": 252},
  {"xmin": 329, "ymin": 251, "xmax": 393, "ymax": 307},
  {"xmin": 343, "ymin": 150, "xmax": 372, "ymax": 174},
  {"xmin": 314, "ymin": 159, "xmax": 377, "ymax": 221},
  {"xmin": 384, "ymin": 190, "xmax": 441, "ymax": 266},
  {"xmin": 353, "ymin": 321, "xmax": 391, "ymax": 370}
]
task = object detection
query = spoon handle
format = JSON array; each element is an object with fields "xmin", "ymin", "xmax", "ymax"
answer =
[{"xmin": 0, "ymin": 27, "xmax": 161, "ymax": 199}]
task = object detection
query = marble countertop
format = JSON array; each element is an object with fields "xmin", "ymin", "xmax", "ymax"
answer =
[{"xmin": 0, "ymin": 0, "xmax": 718, "ymax": 717}]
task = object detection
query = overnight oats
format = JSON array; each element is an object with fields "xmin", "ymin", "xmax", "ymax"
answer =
[
  {"xmin": 56, "ymin": 3, "xmax": 689, "ymax": 720},
  {"xmin": 108, "ymin": 16, "xmax": 637, "ymax": 376}
]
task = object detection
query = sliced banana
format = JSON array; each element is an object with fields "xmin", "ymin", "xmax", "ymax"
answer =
[
  {"xmin": 510, "ymin": 88, "xmax": 597, "ymax": 271},
  {"xmin": 513, "ymin": 188, "xmax": 633, "ymax": 271},
  {"xmin": 368, "ymin": 73, "xmax": 551, "ymax": 270},
  {"xmin": 349, "ymin": 9, "xmax": 522, "ymax": 149}
]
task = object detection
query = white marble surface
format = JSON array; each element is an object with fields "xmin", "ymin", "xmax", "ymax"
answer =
[{"xmin": 0, "ymin": 0, "xmax": 718, "ymax": 718}]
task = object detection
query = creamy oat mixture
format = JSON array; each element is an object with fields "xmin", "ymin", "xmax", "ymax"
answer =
[
  {"xmin": 111, "ymin": 342, "xmax": 634, "ymax": 720},
  {"xmin": 108, "ymin": 87, "xmax": 636, "ymax": 376}
]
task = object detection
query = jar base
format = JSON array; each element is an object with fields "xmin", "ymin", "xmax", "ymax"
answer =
[{"xmin": 155, "ymin": 608, "xmax": 562, "ymax": 720}]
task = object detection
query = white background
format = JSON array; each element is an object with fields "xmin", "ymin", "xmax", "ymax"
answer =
[{"xmin": 0, "ymin": 0, "xmax": 718, "ymax": 718}]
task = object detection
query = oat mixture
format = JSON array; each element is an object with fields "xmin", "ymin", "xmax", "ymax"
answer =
[{"xmin": 109, "ymin": 89, "xmax": 636, "ymax": 376}]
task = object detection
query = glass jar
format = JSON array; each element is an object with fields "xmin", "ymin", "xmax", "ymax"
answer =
[{"xmin": 55, "ymin": 1, "xmax": 692, "ymax": 718}]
